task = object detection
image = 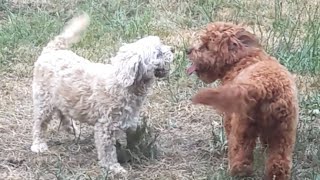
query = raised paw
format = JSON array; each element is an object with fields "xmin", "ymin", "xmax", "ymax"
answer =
[{"xmin": 31, "ymin": 142, "xmax": 48, "ymax": 153}]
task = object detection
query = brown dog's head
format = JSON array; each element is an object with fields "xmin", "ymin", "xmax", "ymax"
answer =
[{"xmin": 186, "ymin": 22, "xmax": 261, "ymax": 83}]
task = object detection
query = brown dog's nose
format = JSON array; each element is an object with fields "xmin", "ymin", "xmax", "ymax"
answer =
[{"xmin": 186, "ymin": 47, "xmax": 193, "ymax": 54}]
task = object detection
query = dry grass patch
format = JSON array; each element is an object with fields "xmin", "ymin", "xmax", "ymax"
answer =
[{"xmin": 0, "ymin": 0, "xmax": 319, "ymax": 179}]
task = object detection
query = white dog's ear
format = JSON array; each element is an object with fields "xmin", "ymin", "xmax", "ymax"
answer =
[{"xmin": 117, "ymin": 55, "xmax": 142, "ymax": 87}]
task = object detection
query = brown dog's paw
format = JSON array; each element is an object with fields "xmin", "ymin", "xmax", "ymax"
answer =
[{"xmin": 229, "ymin": 162, "xmax": 253, "ymax": 177}]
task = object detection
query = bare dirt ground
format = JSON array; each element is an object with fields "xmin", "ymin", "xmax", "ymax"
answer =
[
  {"xmin": 1, "ymin": 72, "xmax": 318, "ymax": 180},
  {"xmin": 0, "ymin": 73, "xmax": 228, "ymax": 179}
]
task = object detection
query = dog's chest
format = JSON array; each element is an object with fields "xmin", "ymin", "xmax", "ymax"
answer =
[
  {"xmin": 122, "ymin": 96, "xmax": 143, "ymax": 115},
  {"xmin": 108, "ymin": 94, "xmax": 145, "ymax": 128}
]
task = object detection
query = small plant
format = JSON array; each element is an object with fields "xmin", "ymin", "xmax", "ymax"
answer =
[{"xmin": 116, "ymin": 116, "xmax": 159, "ymax": 165}]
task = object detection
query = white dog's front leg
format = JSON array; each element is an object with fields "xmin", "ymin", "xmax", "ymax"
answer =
[
  {"xmin": 124, "ymin": 115, "xmax": 142, "ymax": 132},
  {"xmin": 94, "ymin": 121, "xmax": 127, "ymax": 178}
]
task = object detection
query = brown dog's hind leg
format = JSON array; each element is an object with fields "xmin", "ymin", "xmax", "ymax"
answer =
[
  {"xmin": 262, "ymin": 128, "xmax": 296, "ymax": 180},
  {"xmin": 228, "ymin": 116, "xmax": 258, "ymax": 177},
  {"xmin": 262, "ymin": 99, "xmax": 298, "ymax": 180}
]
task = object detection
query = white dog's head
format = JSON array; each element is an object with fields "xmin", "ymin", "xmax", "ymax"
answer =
[{"xmin": 111, "ymin": 36, "xmax": 174, "ymax": 87}]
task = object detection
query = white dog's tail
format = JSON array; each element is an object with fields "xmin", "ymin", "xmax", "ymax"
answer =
[{"xmin": 44, "ymin": 13, "xmax": 90, "ymax": 51}]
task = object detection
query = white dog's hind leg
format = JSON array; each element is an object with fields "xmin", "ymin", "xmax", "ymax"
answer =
[
  {"xmin": 57, "ymin": 110, "xmax": 80, "ymax": 137},
  {"xmin": 94, "ymin": 121, "xmax": 127, "ymax": 177},
  {"xmin": 31, "ymin": 102, "xmax": 54, "ymax": 153}
]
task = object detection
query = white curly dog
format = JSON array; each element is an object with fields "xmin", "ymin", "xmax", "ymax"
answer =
[{"xmin": 31, "ymin": 13, "xmax": 174, "ymax": 176}]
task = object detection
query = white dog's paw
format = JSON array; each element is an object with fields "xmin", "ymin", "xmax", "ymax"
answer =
[
  {"xmin": 31, "ymin": 142, "xmax": 48, "ymax": 153},
  {"xmin": 106, "ymin": 163, "xmax": 128, "ymax": 179}
]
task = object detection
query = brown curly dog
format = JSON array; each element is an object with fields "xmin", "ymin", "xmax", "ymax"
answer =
[{"xmin": 186, "ymin": 22, "xmax": 299, "ymax": 180}]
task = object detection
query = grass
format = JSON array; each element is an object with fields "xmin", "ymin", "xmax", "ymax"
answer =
[{"xmin": 0, "ymin": 0, "xmax": 319, "ymax": 179}]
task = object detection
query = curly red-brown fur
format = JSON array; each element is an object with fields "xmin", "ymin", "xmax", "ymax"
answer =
[{"xmin": 187, "ymin": 22, "xmax": 299, "ymax": 180}]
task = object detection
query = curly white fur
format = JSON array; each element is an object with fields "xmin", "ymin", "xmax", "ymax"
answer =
[{"xmin": 31, "ymin": 13, "xmax": 174, "ymax": 177}]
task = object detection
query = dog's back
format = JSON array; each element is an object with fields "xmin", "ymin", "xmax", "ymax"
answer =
[{"xmin": 32, "ymin": 13, "xmax": 115, "ymax": 123}]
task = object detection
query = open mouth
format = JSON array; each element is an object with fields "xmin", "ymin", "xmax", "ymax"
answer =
[{"xmin": 186, "ymin": 63, "xmax": 197, "ymax": 75}]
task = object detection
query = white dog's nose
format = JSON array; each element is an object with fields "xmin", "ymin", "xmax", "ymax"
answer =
[
  {"xmin": 186, "ymin": 47, "xmax": 193, "ymax": 54},
  {"xmin": 170, "ymin": 47, "xmax": 175, "ymax": 53}
]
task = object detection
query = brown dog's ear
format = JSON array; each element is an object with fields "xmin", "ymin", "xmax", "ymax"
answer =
[{"xmin": 235, "ymin": 29, "xmax": 260, "ymax": 48}]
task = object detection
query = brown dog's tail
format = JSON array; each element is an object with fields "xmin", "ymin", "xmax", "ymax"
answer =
[{"xmin": 192, "ymin": 84, "xmax": 258, "ymax": 116}]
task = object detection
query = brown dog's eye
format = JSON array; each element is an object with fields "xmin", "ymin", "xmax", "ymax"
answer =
[{"xmin": 229, "ymin": 42, "xmax": 238, "ymax": 51}]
